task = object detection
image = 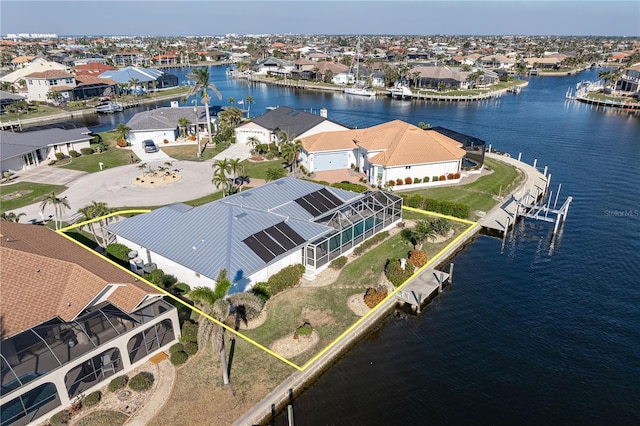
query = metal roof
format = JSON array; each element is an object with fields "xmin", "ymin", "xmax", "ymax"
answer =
[
  {"xmin": 106, "ymin": 178, "xmax": 360, "ymax": 283},
  {"xmin": 126, "ymin": 105, "xmax": 223, "ymax": 131},
  {"xmin": 98, "ymin": 66, "xmax": 173, "ymax": 84},
  {"xmin": 241, "ymin": 106, "xmax": 347, "ymax": 138}
]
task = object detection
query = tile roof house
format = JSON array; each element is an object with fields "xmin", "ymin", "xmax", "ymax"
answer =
[
  {"xmin": 0, "ymin": 223, "xmax": 179, "ymax": 426},
  {"xmin": 0, "ymin": 127, "xmax": 93, "ymax": 173},
  {"xmin": 23, "ymin": 70, "xmax": 76, "ymax": 103},
  {"xmin": 106, "ymin": 177, "xmax": 403, "ymax": 293},
  {"xmin": 0, "ymin": 58, "xmax": 68, "ymax": 87},
  {"xmin": 299, "ymin": 120, "xmax": 485, "ymax": 188},
  {"xmin": 234, "ymin": 106, "xmax": 350, "ymax": 147}
]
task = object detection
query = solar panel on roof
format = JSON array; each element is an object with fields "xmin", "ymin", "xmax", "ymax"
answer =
[
  {"xmin": 243, "ymin": 235, "xmax": 276, "ymax": 262},
  {"xmin": 319, "ymin": 188, "xmax": 343, "ymax": 206},
  {"xmin": 254, "ymin": 231, "xmax": 286, "ymax": 255},
  {"xmin": 274, "ymin": 222, "xmax": 306, "ymax": 245},
  {"xmin": 304, "ymin": 192, "xmax": 332, "ymax": 213},
  {"xmin": 265, "ymin": 226, "xmax": 297, "ymax": 250},
  {"xmin": 294, "ymin": 196, "xmax": 323, "ymax": 216}
]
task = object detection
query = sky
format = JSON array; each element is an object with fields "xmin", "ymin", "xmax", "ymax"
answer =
[{"xmin": 1, "ymin": 1, "xmax": 639, "ymax": 37}]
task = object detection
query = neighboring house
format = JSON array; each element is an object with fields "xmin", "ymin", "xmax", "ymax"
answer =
[
  {"xmin": 0, "ymin": 90, "xmax": 26, "ymax": 112},
  {"xmin": 98, "ymin": 66, "xmax": 179, "ymax": 92},
  {"xmin": 522, "ymin": 57, "xmax": 563, "ymax": 70},
  {"xmin": 234, "ymin": 106, "xmax": 350, "ymax": 146},
  {"xmin": 409, "ymin": 66, "xmax": 471, "ymax": 90},
  {"xmin": 299, "ymin": 120, "xmax": 474, "ymax": 187},
  {"xmin": 0, "ymin": 222, "xmax": 179, "ymax": 426},
  {"xmin": 74, "ymin": 63, "xmax": 116, "ymax": 77},
  {"xmin": 106, "ymin": 177, "xmax": 403, "ymax": 292},
  {"xmin": 112, "ymin": 51, "xmax": 147, "ymax": 67},
  {"xmin": 255, "ymin": 57, "xmax": 293, "ymax": 76},
  {"xmin": 479, "ymin": 54, "xmax": 515, "ymax": 69},
  {"xmin": 0, "ymin": 127, "xmax": 93, "ymax": 173},
  {"xmin": 0, "ymin": 58, "xmax": 68, "ymax": 87},
  {"xmin": 10, "ymin": 56, "xmax": 36, "ymax": 69},
  {"xmin": 23, "ymin": 70, "xmax": 76, "ymax": 103},
  {"xmin": 72, "ymin": 75, "xmax": 119, "ymax": 100},
  {"xmin": 126, "ymin": 105, "xmax": 222, "ymax": 146},
  {"xmin": 617, "ymin": 63, "xmax": 640, "ymax": 93}
]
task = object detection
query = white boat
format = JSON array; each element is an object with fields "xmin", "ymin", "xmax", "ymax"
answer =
[
  {"xmin": 94, "ymin": 101, "xmax": 123, "ymax": 114},
  {"xmin": 344, "ymin": 39, "xmax": 376, "ymax": 98},
  {"xmin": 344, "ymin": 86, "xmax": 376, "ymax": 97},
  {"xmin": 388, "ymin": 83, "xmax": 413, "ymax": 99}
]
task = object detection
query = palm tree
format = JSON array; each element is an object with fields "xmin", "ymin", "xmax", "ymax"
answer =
[
  {"xmin": 0, "ymin": 212, "xmax": 26, "ymax": 222},
  {"xmin": 46, "ymin": 90, "xmax": 62, "ymax": 105},
  {"xmin": 228, "ymin": 158, "xmax": 243, "ymax": 179},
  {"xmin": 128, "ymin": 77, "xmax": 140, "ymax": 97},
  {"xmin": 227, "ymin": 97, "xmax": 235, "ymax": 106},
  {"xmin": 178, "ymin": 117, "xmax": 190, "ymax": 138},
  {"xmin": 264, "ymin": 167, "xmax": 287, "ymax": 182},
  {"xmin": 115, "ymin": 123, "xmax": 131, "ymax": 146},
  {"xmin": 281, "ymin": 139, "xmax": 302, "ymax": 177},
  {"xmin": 277, "ymin": 130, "xmax": 296, "ymax": 154},
  {"xmin": 40, "ymin": 191, "xmax": 70, "ymax": 230},
  {"xmin": 244, "ymin": 96, "xmax": 255, "ymax": 118},
  {"xmin": 211, "ymin": 170, "xmax": 229, "ymax": 195},
  {"xmin": 247, "ymin": 136, "xmax": 260, "ymax": 156},
  {"xmin": 187, "ymin": 67, "xmax": 222, "ymax": 158},
  {"xmin": 401, "ymin": 220, "xmax": 436, "ymax": 250},
  {"xmin": 77, "ymin": 205, "xmax": 100, "ymax": 246}
]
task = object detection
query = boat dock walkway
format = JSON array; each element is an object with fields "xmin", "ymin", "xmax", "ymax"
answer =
[{"xmin": 396, "ymin": 268, "xmax": 451, "ymax": 313}]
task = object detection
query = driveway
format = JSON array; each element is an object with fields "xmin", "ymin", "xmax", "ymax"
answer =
[
  {"xmin": 10, "ymin": 166, "xmax": 88, "ymax": 186},
  {"xmin": 131, "ymin": 141, "xmax": 173, "ymax": 163},
  {"xmin": 212, "ymin": 142, "xmax": 252, "ymax": 161}
]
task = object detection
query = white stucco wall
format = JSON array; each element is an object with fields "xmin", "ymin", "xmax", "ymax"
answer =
[
  {"xmin": 371, "ymin": 160, "xmax": 461, "ymax": 186},
  {"xmin": 235, "ymin": 123, "xmax": 271, "ymax": 145},
  {"xmin": 129, "ymin": 130, "xmax": 178, "ymax": 146}
]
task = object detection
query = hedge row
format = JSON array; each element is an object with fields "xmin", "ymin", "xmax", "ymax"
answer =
[
  {"xmin": 402, "ymin": 194, "xmax": 470, "ymax": 219},
  {"xmin": 251, "ymin": 264, "xmax": 306, "ymax": 301},
  {"xmin": 353, "ymin": 230, "xmax": 390, "ymax": 256}
]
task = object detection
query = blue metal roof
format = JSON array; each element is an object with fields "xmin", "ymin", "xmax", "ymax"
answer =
[{"xmin": 106, "ymin": 178, "xmax": 356, "ymax": 284}]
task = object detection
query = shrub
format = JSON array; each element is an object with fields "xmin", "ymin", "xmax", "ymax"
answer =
[
  {"xmin": 433, "ymin": 176, "xmax": 439, "ymax": 182},
  {"xmin": 405, "ymin": 177, "xmax": 412, "ymax": 185},
  {"xmin": 353, "ymin": 231, "xmax": 390, "ymax": 256},
  {"xmin": 454, "ymin": 172, "xmax": 461, "ymax": 179},
  {"xmin": 169, "ymin": 343, "xmax": 184, "ymax": 354},
  {"xmin": 55, "ymin": 152, "xmax": 65, "ymax": 160},
  {"xmin": 295, "ymin": 322, "xmax": 313, "ymax": 336},
  {"xmin": 388, "ymin": 180, "xmax": 395, "ymax": 186},
  {"xmin": 183, "ymin": 341, "xmax": 199, "ymax": 356},
  {"xmin": 106, "ymin": 243, "xmax": 131, "ymax": 262},
  {"xmin": 69, "ymin": 150, "xmax": 80, "ymax": 158},
  {"xmin": 128, "ymin": 372, "xmax": 154, "ymax": 392},
  {"xmin": 108, "ymin": 375, "xmax": 128, "ymax": 392},
  {"xmin": 384, "ymin": 258, "xmax": 415, "ymax": 287},
  {"xmin": 414, "ymin": 177, "xmax": 421, "ymax": 184},
  {"xmin": 147, "ymin": 269, "xmax": 178, "ymax": 289},
  {"xmin": 396, "ymin": 178, "xmax": 403, "ymax": 185},
  {"xmin": 173, "ymin": 282, "xmax": 191, "ymax": 295},
  {"xmin": 364, "ymin": 286, "xmax": 388, "ymax": 308},
  {"xmin": 447, "ymin": 173, "xmax": 455, "ymax": 180},
  {"xmin": 49, "ymin": 409, "xmax": 71, "ymax": 426},
  {"xmin": 408, "ymin": 250, "xmax": 429, "ymax": 268},
  {"xmin": 251, "ymin": 282, "xmax": 271, "ymax": 302},
  {"xmin": 330, "ymin": 256, "xmax": 348, "ymax": 269},
  {"xmin": 439, "ymin": 175, "xmax": 446, "ymax": 181},
  {"xmin": 265, "ymin": 264, "xmax": 306, "ymax": 295},
  {"xmin": 180, "ymin": 320, "xmax": 198, "ymax": 343},
  {"xmin": 48, "ymin": 160, "xmax": 57, "ymax": 166},
  {"xmin": 83, "ymin": 391, "xmax": 101, "ymax": 407},
  {"xmin": 423, "ymin": 176, "xmax": 430, "ymax": 182},
  {"xmin": 117, "ymin": 138, "xmax": 127, "ymax": 147},
  {"xmin": 163, "ymin": 138, "xmax": 170, "ymax": 144},
  {"xmin": 331, "ymin": 182, "xmax": 368, "ymax": 193},
  {"xmin": 170, "ymin": 350, "xmax": 189, "ymax": 366},
  {"xmin": 80, "ymin": 147, "xmax": 94, "ymax": 155}
]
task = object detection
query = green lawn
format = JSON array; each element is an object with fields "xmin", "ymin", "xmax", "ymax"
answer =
[
  {"xmin": 240, "ymin": 159, "xmax": 283, "ymax": 179},
  {"xmin": 160, "ymin": 144, "xmax": 220, "ymax": 161},
  {"xmin": 0, "ymin": 182, "xmax": 68, "ymax": 212},
  {"xmin": 402, "ymin": 157, "xmax": 523, "ymax": 217},
  {"xmin": 59, "ymin": 147, "xmax": 135, "ymax": 172}
]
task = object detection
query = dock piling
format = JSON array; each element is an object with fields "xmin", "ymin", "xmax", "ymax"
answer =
[{"xmin": 448, "ymin": 263, "xmax": 454, "ymax": 286}]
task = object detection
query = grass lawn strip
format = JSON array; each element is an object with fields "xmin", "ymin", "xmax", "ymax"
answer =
[{"xmin": 0, "ymin": 182, "xmax": 68, "ymax": 212}]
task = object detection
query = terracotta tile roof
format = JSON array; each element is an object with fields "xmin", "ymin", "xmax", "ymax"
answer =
[
  {"xmin": 24, "ymin": 70, "xmax": 74, "ymax": 79},
  {"xmin": 11, "ymin": 55, "xmax": 35, "ymax": 63},
  {"xmin": 0, "ymin": 223, "xmax": 160, "ymax": 337},
  {"xmin": 301, "ymin": 120, "xmax": 466, "ymax": 167},
  {"xmin": 75, "ymin": 75, "xmax": 118, "ymax": 86},
  {"xmin": 74, "ymin": 63, "xmax": 116, "ymax": 72}
]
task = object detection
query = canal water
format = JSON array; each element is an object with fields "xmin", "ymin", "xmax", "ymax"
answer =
[{"xmin": 46, "ymin": 67, "xmax": 640, "ymax": 425}]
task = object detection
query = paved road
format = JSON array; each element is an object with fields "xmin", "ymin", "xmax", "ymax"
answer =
[{"xmin": 10, "ymin": 159, "xmax": 219, "ymax": 223}]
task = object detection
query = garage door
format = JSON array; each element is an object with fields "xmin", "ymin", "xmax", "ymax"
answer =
[{"xmin": 313, "ymin": 152, "xmax": 349, "ymax": 172}]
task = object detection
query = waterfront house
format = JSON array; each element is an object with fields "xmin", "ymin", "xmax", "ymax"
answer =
[
  {"xmin": 234, "ymin": 106, "xmax": 349, "ymax": 147},
  {"xmin": 125, "ymin": 105, "xmax": 222, "ymax": 147},
  {"xmin": 0, "ymin": 222, "xmax": 179, "ymax": 426},
  {"xmin": 98, "ymin": 66, "xmax": 179, "ymax": 93},
  {"xmin": 0, "ymin": 90, "xmax": 26, "ymax": 112},
  {"xmin": 255, "ymin": 57, "xmax": 294, "ymax": 76},
  {"xmin": 617, "ymin": 63, "xmax": 640, "ymax": 94},
  {"xmin": 0, "ymin": 58, "xmax": 68, "ymax": 88},
  {"xmin": 106, "ymin": 177, "xmax": 403, "ymax": 292},
  {"xmin": 0, "ymin": 127, "xmax": 93, "ymax": 173},
  {"xmin": 111, "ymin": 51, "xmax": 147, "ymax": 67},
  {"xmin": 298, "ymin": 120, "xmax": 474, "ymax": 187}
]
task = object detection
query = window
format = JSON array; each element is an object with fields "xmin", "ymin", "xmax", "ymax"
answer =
[
  {"xmin": 65, "ymin": 348, "xmax": 122, "ymax": 397},
  {"xmin": 0, "ymin": 382, "xmax": 60, "ymax": 426},
  {"xmin": 405, "ymin": 166, "xmax": 411, "ymax": 169}
]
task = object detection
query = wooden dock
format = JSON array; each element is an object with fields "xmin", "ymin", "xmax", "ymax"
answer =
[{"xmin": 396, "ymin": 268, "xmax": 450, "ymax": 313}]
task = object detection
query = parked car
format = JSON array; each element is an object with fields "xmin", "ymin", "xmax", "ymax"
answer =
[{"xmin": 143, "ymin": 140, "xmax": 158, "ymax": 153}]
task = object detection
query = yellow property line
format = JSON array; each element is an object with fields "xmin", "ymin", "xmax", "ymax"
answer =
[{"xmin": 60, "ymin": 207, "xmax": 477, "ymax": 372}]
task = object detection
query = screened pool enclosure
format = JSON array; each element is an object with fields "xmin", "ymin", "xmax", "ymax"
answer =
[{"xmin": 304, "ymin": 190, "xmax": 403, "ymax": 270}]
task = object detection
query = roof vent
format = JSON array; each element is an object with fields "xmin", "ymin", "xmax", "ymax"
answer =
[{"xmin": 235, "ymin": 212, "xmax": 248, "ymax": 219}]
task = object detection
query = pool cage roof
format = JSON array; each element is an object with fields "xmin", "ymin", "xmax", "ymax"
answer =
[
  {"xmin": 0, "ymin": 300, "xmax": 169, "ymax": 398},
  {"xmin": 313, "ymin": 190, "xmax": 402, "ymax": 234}
]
